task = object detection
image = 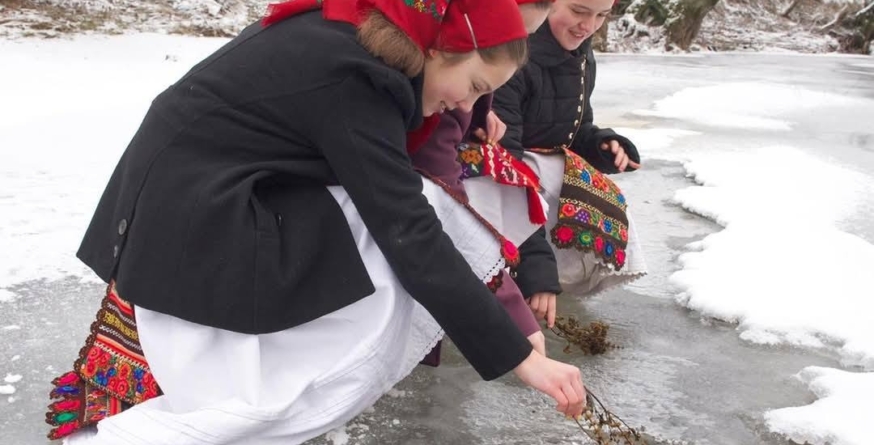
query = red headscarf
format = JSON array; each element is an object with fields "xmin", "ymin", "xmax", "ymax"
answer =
[
  {"xmin": 263, "ymin": 0, "xmax": 527, "ymax": 53},
  {"xmin": 262, "ymin": 0, "xmax": 528, "ymax": 153},
  {"xmin": 436, "ymin": 0, "xmax": 527, "ymax": 52}
]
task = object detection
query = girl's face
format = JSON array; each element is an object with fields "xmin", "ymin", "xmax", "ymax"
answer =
[
  {"xmin": 421, "ymin": 51, "xmax": 517, "ymax": 117},
  {"xmin": 548, "ymin": 0, "xmax": 613, "ymax": 51}
]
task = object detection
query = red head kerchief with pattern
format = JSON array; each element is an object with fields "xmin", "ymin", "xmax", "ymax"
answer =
[
  {"xmin": 434, "ymin": 0, "xmax": 527, "ymax": 52},
  {"xmin": 263, "ymin": 0, "xmax": 449, "ymax": 53}
]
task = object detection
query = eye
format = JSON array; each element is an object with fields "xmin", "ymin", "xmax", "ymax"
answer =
[{"xmin": 472, "ymin": 83, "xmax": 483, "ymax": 94}]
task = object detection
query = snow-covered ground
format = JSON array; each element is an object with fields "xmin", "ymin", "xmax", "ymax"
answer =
[
  {"xmin": 0, "ymin": 34, "xmax": 227, "ymax": 301},
  {"xmin": 1, "ymin": 35, "xmax": 873, "ymax": 444},
  {"xmin": 604, "ymin": 55, "xmax": 874, "ymax": 444}
]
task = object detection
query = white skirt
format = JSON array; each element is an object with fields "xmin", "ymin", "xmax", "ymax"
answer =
[
  {"xmin": 464, "ymin": 152, "xmax": 647, "ymax": 297},
  {"xmin": 64, "ymin": 179, "xmax": 507, "ymax": 445}
]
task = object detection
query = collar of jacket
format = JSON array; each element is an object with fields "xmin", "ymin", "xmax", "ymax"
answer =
[{"xmin": 529, "ymin": 21, "xmax": 591, "ymax": 68}]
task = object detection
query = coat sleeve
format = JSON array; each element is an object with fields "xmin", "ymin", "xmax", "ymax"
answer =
[
  {"xmin": 570, "ymin": 51, "xmax": 640, "ymax": 174},
  {"xmin": 492, "ymin": 69, "xmax": 528, "ymax": 159},
  {"xmin": 305, "ymin": 76, "xmax": 532, "ymax": 381},
  {"xmin": 514, "ymin": 227, "xmax": 562, "ymax": 298}
]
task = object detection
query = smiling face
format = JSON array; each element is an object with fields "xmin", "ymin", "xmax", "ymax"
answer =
[
  {"xmin": 548, "ymin": 0, "xmax": 614, "ymax": 51},
  {"xmin": 421, "ymin": 50, "xmax": 518, "ymax": 117}
]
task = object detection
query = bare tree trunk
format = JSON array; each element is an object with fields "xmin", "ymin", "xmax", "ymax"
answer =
[
  {"xmin": 781, "ymin": 0, "xmax": 802, "ymax": 18},
  {"xmin": 819, "ymin": 5, "xmax": 850, "ymax": 32},
  {"xmin": 666, "ymin": 0, "xmax": 721, "ymax": 50}
]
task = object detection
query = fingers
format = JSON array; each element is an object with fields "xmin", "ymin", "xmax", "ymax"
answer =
[
  {"xmin": 473, "ymin": 128, "xmax": 488, "ymax": 143},
  {"xmin": 616, "ymin": 151, "xmax": 629, "ymax": 171},
  {"xmin": 513, "ymin": 353, "xmax": 585, "ymax": 418},
  {"xmin": 602, "ymin": 140, "xmax": 635, "ymax": 172},
  {"xmin": 529, "ymin": 294, "xmax": 547, "ymax": 321},
  {"xmin": 561, "ymin": 382, "xmax": 584, "ymax": 418},
  {"xmin": 484, "ymin": 111, "xmax": 507, "ymax": 144},
  {"xmin": 493, "ymin": 119, "xmax": 507, "ymax": 143},
  {"xmin": 572, "ymin": 376, "xmax": 587, "ymax": 411},
  {"xmin": 551, "ymin": 384, "xmax": 570, "ymax": 415},
  {"xmin": 546, "ymin": 295, "xmax": 557, "ymax": 328},
  {"xmin": 601, "ymin": 140, "xmax": 620, "ymax": 153},
  {"xmin": 487, "ymin": 115, "xmax": 498, "ymax": 143}
]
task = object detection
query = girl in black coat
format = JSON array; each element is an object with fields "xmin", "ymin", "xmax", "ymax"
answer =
[
  {"xmin": 493, "ymin": 0, "xmax": 644, "ymax": 325},
  {"xmin": 47, "ymin": 1, "xmax": 586, "ymax": 444}
]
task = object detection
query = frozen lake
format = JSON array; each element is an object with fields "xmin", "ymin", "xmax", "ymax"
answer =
[{"xmin": 1, "ymin": 37, "xmax": 872, "ymax": 445}]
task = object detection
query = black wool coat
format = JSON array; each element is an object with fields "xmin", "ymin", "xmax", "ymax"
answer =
[{"xmin": 77, "ymin": 11, "xmax": 531, "ymax": 381}]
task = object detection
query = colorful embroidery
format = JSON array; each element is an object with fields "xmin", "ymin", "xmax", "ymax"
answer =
[
  {"xmin": 458, "ymin": 142, "xmax": 535, "ymax": 188},
  {"xmin": 457, "ymin": 142, "xmax": 547, "ymax": 224},
  {"xmin": 548, "ymin": 148, "xmax": 630, "ymax": 270},
  {"xmin": 46, "ymin": 284, "xmax": 162, "ymax": 440},
  {"xmin": 405, "ymin": 0, "xmax": 448, "ymax": 20}
]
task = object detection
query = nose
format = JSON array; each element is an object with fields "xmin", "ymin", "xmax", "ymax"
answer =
[{"xmin": 577, "ymin": 15, "xmax": 597, "ymax": 35}]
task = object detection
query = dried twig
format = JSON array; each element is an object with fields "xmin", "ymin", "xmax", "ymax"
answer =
[
  {"xmin": 568, "ymin": 390, "xmax": 649, "ymax": 444},
  {"xmin": 551, "ymin": 316, "xmax": 619, "ymax": 355}
]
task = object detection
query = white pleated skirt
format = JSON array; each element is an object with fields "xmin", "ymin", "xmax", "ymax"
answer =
[{"xmin": 64, "ymin": 180, "xmax": 507, "ymax": 445}]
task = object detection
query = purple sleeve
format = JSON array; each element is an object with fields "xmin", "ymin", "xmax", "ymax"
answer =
[
  {"xmin": 409, "ymin": 94, "xmax": 495, "ymax": 201},
  {"xmin": 494, "ymin": 270, "xmax": 540, "ymax": 337},
  {"xmin": 410, "ymin": 107, "xmax": 471, "ymax": 200}
]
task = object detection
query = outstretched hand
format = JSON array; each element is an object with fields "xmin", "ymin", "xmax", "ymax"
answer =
[{"xmin": 513, "ymin": 350, "xmax": 587, "ymax": 418}]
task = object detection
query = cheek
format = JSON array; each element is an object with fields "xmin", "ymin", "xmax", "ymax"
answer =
[
  {"xmin": 424, "ymin": 76, "xmax": 446, "ymax": 103},
  {"xmin": 438, "ymin": 76, "xmax": 468, "ymax": 103},
  {"xmin": 551, "ymin": 12, "xmax": 575, "ymax": 34}
]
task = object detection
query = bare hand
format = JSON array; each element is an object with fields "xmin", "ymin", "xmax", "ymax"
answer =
[
  {"xmin": 600, "ymin": 139, "xmax": 641, "ymax": 172},
  {"xmin": 472, "ymin": 110, "xmax": 507, "ymax": 145},
  {"xmin": 528, "ymin": 292, "xmax": 557, "ymax": 328},
  {"xmin": 527, "ymin": 330, "xmax": 547, "ymax": 357},
  {"xmin": 513, "ymin": 350, "xmax": 587, "ymax": 418}
]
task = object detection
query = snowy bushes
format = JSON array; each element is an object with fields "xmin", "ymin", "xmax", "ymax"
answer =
[
  {"xmin": 831, "ymin": 2, "xmax": 874, "ymax": 54},
  {"xmin": 610, "ymin": 0, "xmax": 722, "ymax": 50}
]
